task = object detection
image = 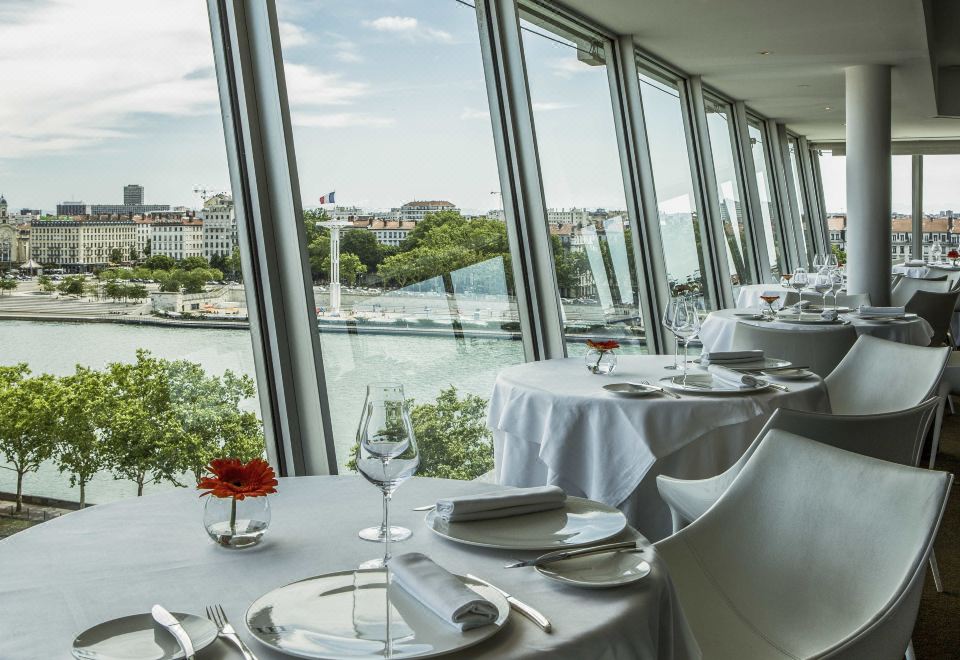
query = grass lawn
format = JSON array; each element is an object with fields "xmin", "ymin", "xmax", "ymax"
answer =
[{"xmin": 0, "ymin": 517, "xmax": 36, "ymax": 538}]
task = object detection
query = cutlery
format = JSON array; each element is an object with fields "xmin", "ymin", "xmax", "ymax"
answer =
[
  {"xmin": 412, "ymin": 504, "xmax": 436, "ymax": 511},
  {"xmin": 464, "ymin": 574, "xmax": 552, "ymax": 633},
  {"xmin": 206, "ymin": 604, "xmax": 258, "ymax": 660},
  {"xmin": 735, "ymin": 365, "xmax": 809, "ymax": 373},
  {"xmin": 756, "ymin": 380, "xmax": 789, "ymax": 392},
  {"xmin": 504, "ymin": 540, "xmax": 641, "ymax": 569},
  {"xmin": 151, "ymin": 604, "xmax": 195, "ymax": 660},
  {"xmin": 637, "ymin": 380, "xmax": 681, "ymax": 399}
]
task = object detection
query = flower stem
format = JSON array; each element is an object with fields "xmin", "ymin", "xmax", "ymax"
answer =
[
  {"xmin": 229, "ymin": 496, "xmax": 237, "ymax": 536},
  {"xmin": 594, "ymin": 350, "xmax": 604, "ymax": 370}
]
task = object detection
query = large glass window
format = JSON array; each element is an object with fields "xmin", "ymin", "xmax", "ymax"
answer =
[
  {"xmin": 0, "ymin": 0, "xmax": 263, "ymax": 512},
  {"xmin": 638, "ymin": 70, "xmax": 711, "ymax": 306},
  {"xmin": 277, "ymin": 0, "xmax": 523, "ymax": 478},
  {"xmin": 922, "ymin": 155, "xmax": 960, "ymax": 255},
  {"xmin": 520, "ymin": 12, "xmax": 646, "ymax": 353},
  {"xmin": 748, "ymin": 118, "xmax": 785, "ymax": 279},
  {"xmin": 704, "ymin": 96, "xmax": 753, "ymax": 291},
  {"xmin": 787, "ymin": 137, "xmax": 815, "ymax": 267}
]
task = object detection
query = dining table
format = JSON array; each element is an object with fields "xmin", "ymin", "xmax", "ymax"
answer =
[
  {"xmin": 489, "ymin": 355, "xmax": 829, "ymax": 541},
  {"xmin": 735, "ymin": 284, "xmax": 794, "ymax": 310},
  {"xmin": 0, "ymin": 476, "xmax": 700, "ymax": 660},
  {"xmin": 699, "ymin": 307, "xmax": 935, "ymax": 353}
]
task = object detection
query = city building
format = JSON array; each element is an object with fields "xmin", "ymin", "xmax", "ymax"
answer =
[
  {"xmin": 150, "ymin": 219, "xmax": 204, "ymax": 261},
  {"xmin": 349, "ymin": 217, "xmax": 417, "ymax": 247},
  {"xmin": 134, "ymin": 217, "xmax": 154, "ymax": 259},
  {"xmin": 396, "ymin": 200, "xmax": 457, "ymax": 222},
  {"xmin": 0, "ymin": 194, "xmax": 6, "ymax": 221},
  {"xmin": 56, "ymin": 201, "xmax": 87, "ymax": 216},
  {"xmin": 828, "ymin": 213, "xmax": 960, "ymax": 261},
  {"xmin": 200, "ymin": 194, "xmax": 238, "ymax": 260},
  {"xmin": 30, "ymin": 218, "xmax": 136, "ymax": 270},
  {"xmin": 91, "ymin": 203, "xmax": 170, "ymax": 215},
  {"xmin": 123, "ymin": 184, "xmax": 144, "ymax": 206},
  {"xmin": 0, "ymin": 222, "xmax": 30, "ymax": 266}
]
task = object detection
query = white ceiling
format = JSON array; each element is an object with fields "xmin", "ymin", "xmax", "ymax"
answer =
[{"xmin": 558, "ymin": 0, "xmax": 960, "ymax": 141}]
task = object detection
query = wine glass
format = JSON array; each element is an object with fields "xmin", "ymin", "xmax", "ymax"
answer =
[
  {"xmin": 759, "ymin": 294, "xmax": 780, "ymax": 320},
  {"xmin": 355, "ymin": 382, "xmax": 420, "ymax": 569},
  {"xmin": 672, "ymin": 298, "xmax": 700, "ymax": 385},
  {"xmin": 932, "ymin": 241, "xmax": 942, "ymax": 264},
  {"xmin": 791, "ymin": 268, "xmax": 808, "ymax": 314},
  {"xmin": 824, "ymin": 252, "xmax": 838, "ymax": 270},
  {"xmin": 813, "ymin": 270, "xmax": 832, "ymax": 311},
  {"xmin": 662, "ymin": 298, "xmax": 680, "ymax": 370},
  {"xmin": 904, "ymin": 245, "xmax": 912, "ymax": 264},
  {"xmin": 812, "ymin": 253, "xmax": 823, "ymax": 272},
  {"xmin": 829, "ymin": 269, "xmax": 844, "ymax": 310}
]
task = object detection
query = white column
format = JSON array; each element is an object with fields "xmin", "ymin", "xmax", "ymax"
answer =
[
  {"xmin": 845, "ymin": 64, "xmax": 892, "ymax": 305},
  {"xmin": 328, "ymin": 225, "xmax": 341, "ymax": 315}
]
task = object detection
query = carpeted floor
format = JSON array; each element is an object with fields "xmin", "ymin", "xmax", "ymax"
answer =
[{"xmin": 912, "ymin": 404, "xmax": 960, "ymax": 658}]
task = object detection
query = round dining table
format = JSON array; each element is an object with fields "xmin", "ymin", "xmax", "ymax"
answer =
[
  {"xmin": 489, "ymin": 355, "xmax": 829, "ymax": 542},
  {"xmin": 735, "ymin": 284, "xmax": 794, "ymax": 310},
  {"xmin": 0, "ymin": 476, "xmax": 699, "ymax": 660},
  {"xmin": 699, "ymin": 308, "xmax": 934, "ymax": 353}
]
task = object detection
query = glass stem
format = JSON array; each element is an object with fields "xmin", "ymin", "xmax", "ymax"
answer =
[
  {"xmin": 382, "ymin": 491, "xmax": 391, "ymax": 566},
  {"xmin": 682, "ymin": 340, "xmax": 689, "ymax": 384},
  {"xmin": 673, "ymin": 335, "xmax": 679, "ymax": 369}
]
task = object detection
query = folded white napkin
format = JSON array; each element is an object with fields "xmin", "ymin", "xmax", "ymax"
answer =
[
  {"xmin": 905, "ymin": 259, "xmax": 926, "ymax": 266},
  {"xmin": 708, "ymin": 364, "xmax": 760, "ymax": 388},
  {"xmin": 435, "ymin": 486, "xmax": 566, "ymax": 523},
  {"xmin": 700, "ymin": 349, "xmax": 764, "ymax": 365},
  {"xmin": 820, "ymin": 309, "xmax": 838, "ymax": 321},
  {"xmin": 857, "ymin": 305, "xmax": 905, "ymax": 318},
  {"xmin": 390, "ymin": 553, "xmax": 499, "ymax": 631}
]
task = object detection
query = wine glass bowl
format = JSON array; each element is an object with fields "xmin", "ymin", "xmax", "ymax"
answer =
[{"xmin": 759, "ymin": 294, "xmax": 781, "ymax": 320}]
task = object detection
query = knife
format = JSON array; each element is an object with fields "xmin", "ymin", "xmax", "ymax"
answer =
[
  {"xmin": 503, "ymin": 540, "xmax": 641, "ymax": 569},
  {"xmin": 464, "ymin": 574, "xmax": 552, "ymax": 633},
  {"xmin": 151, "ymin": 604, "xmax": 196, "ymax": 660}
]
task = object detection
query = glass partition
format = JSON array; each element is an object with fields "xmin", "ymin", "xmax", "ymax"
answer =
[
  {"xmin": 747, "ymin": 118, "xmax": 785, "ymax": 279},
  {"xmin": 277, "ymin": 0, "xmax": 523, "ymax": 478},
  {"xmin": 787, "ymin": 137, "xmax": 815, "ymax": 267},
  {"xmin": 922, "ymin": 155, "xmax": 960, "ymax": 259},
  {"xmin": 520, "ymin": 13, "xmax": 647, "ymax": 353}
]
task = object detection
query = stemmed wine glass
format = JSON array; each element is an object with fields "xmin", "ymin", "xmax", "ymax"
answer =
[
  {"xmin": 672, "ymin": 297, "xmax": 700, "ymax": 385},
  {"xmin": 813, "ymin": 270, "xmax": 832, "ymax": 311},
  {"xmin": 824, "ymin": 252, "xmax": 838, "ymax": 270},
  {"xmin": 662, "ymin": 298, "xmax": 680, "ymax": 370},
  {"xmin": 811, "ymin": 253, "xmax": 823, "ymax": 272},
  {"xmin": 932, "ymin": 241, "xmax": 943, "ymax": 264},
  {"xmin": 759, "ymin": 294, "xmax": 781, "ymax": 320},
  {"xmin": 791, "ymin": 268, "xmax": 808, "ymax": 315},
  {"xmin": 355, "ymin": 382, "xmax": 420, "ymax": 569},
  {"xmin": 829, "ymin": 269, "xmax": 844, "ymax": 310}
]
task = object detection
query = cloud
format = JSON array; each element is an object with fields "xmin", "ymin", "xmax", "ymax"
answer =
[
  {"xmin": 283, "ymin": 63, "xmax": 369, "ymax": 107},
  {"xmin": 293, "ymin": 113, "xmax": 395, "ymax": 128},
  {"xmin": 551, "ymin": 57, "xmax": 589, "ymax": 78},
  {"xmin": 363, "ymin": 16, "xmax": 453, "ymax": 43},
  {"xmin": 279, "ymin": 21, "xmax": 308, "ymax": 48},
  {"xmin": 460, "ymin": 108, "xmax": 489, "ymax": 121},
  {"xmin": 532, "ymin": 102, "xmax": 574, "ymax": 112}
]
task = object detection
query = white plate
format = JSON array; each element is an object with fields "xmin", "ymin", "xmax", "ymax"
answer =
[
  {"xmin": 602, "ymin": 383, "xmax": 658, "ymax": 398},
  {"xmin": 425, "ymin": 497, "xmax": 627, "ymax": 550},
  {"xmin": 695, "ymin": 357, "xmax": 791, "ymax": 370},
  {"xmin": 733, "ymin": 312, "xmax": 765, "ymax": 320},
  {"xmin": 775, "ymin": 314, "xmax": 843, "ymax": 325},
  {"xmin": 72, "ymin": 613, "xmax": 218, "ymax": 660},
  {"xmin": 658, "ymin": 375, "xmax": 771, "ymax": 395},
  {"xmin": 761, "ymin": 368, "xmax": 814, "ymax": 380},
  {"xmin": 536, "ymin": 549, "xmax": 652, "ymax": 589},
  {"xmin": 246, "ymin": 570, "xmax": 510, "ymax": 660},
  {"xmin": 853, "ymin": 313, "xmax": 917, "ymax": 323}
]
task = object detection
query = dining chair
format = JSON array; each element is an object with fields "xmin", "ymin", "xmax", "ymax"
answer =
[
  {"xmin": 891, "ymin": 276, "xmax": 951, "ymax": 307},
  {"xmin": 656, "ymin": 399, "xmax": 946, "ymax": 591},
  {"xmin": 730, "ymin": 322, "xmax": 857, "ymax": 377},
  {"xmin": 925, "ymin": 266, "xmax": 960, "ymax": 289},
  {"xmin": 654, "ymin": 430, "xmax": 952, "ymax": 660},
  {"xmin": 904, "ymin": 289, "xmax": 960, "ymax": 346}
]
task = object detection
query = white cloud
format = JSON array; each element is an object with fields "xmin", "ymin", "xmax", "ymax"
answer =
[
  {"xmin": 551, "ymin": 57, "xmax": 589, "ymax": 78},
  {"xmin": 532, "ymin": 102, "xmax": 574, "ymax": 112},
  {"xmin": 460, "ymin": 108, "xmax": 489, "ymax": 120},
  {"xmin": 283, "ymin": 63, "xmax": 368, "ymax": 107},
  {"xmin": 293, "ymin": 113, "xmax": 395, "ymax": 128},
  {"xmin": 362, "ymin": 16, "xmax": 453, "ymax": 43},
  {"xmin": 279, "ymin": 21, "xmax": 308, "ymax": 48}
]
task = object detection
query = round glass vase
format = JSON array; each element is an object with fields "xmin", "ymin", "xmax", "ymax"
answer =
[
  {"xmin": 584, "ymin": 349, "xmax": 617, "ymax": 375},
  {"xmin": 203, "ymin": 495, "xmax": 271, "ymax": 549}
]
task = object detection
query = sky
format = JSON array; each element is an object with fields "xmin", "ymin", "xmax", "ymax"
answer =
[{"xmin": 0, "ymin": 0, "xmax": 957, "ymax": 218}]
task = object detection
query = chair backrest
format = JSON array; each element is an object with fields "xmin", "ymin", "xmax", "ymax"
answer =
[
  {"xmin": 824, "ymin": 335, "xmax": 950, "ymax": 414},
  {"xmin": 925, "ymin": 266, "xmax": 960, "ymax": 289},
  {"xmin": 655, "ymin": 431, "xmax": 953, "ymax": 659},
  {"xmin": 905, "ymin": 288, "xmax": 960, "ymax": 346},
  {"xmin": 730, "ymin": 322, "xmax": 857, "ymax": 377},
  {"xmin": 891, "ymin": 276, "xmax": 951, "ymax": 306}
]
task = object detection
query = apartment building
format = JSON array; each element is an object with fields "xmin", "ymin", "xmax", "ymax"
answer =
[
  {"xmin": 397, "ymin": 200, "xmax": 457, "ymax": 222},
  {"xmin": 150, "ymin": 219, "xmax": 204, "ymax": 261},
  {"xmin": 201, "ymin": 194, "xmax": 237, "ymax": 260},
  {"xmin": 30, "ymin": 218, "xmax": 136, "ymax": 270}
]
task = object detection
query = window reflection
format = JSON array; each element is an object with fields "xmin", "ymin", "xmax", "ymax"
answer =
[{"xmin": 748, "ymin": 120, "xmax": 784, "ymax": 279}]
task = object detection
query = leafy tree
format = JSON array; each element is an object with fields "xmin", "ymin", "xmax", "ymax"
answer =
[
  {"xmin": 552, "ymin": 236, "xmax": 588, "ymax": 293},
  {"xmin": 104, "ymin": 280, "xmax": 124, "ymax": 301},
  {"xmin": 57, "ymin": 275, "xmax": 88, "ymax": 298},
  {"xmin": 322, "ymin": 252, "xmax": 367, "ymax": 285},
  {"xmin": 129, "ymin": 247, "xmax": 139, "ymax": 262},
  {"xmin": 126, "ymin": 284, "xmax": 148, "ymax": 301},
  {"xmin": 0, "ymin": 278, "xmax": 17, "ymax": 296},
  {"xmin": 143, "ymin": 238, "xmax": 152, "ymax": 257},
  {"xmin": 52, "ymin": 367, "xmax": 110, "ymax": 508},
  {"xmin": 180, "ymin": 269, "xmax": 209, "ymax": 294},
  {"xmin": 340, "ymin": 229, "xmax": 385, "ymax": 271},
  {"xmin": 224, "ymin": 247, "xmax": 243, "ymax": 282},
  {"xmin": 178, "ymin": 256, "xmax": 210, "ymax": 271},
  {"xmin": 144, "ymin": 254, "xmax": 175, "ymax": 271},
  {"xmin": 0, "ymin": 366, "xmax": 59, "ymax": 512},
  {"xmin": 38, "ymin": 275, "xmax": 56, "ymax": 293},
  {"xmin": 209, "ymin": 253, "xmax": 228, "ymax": 273},
  {"xmin": 831, "ymin": 243, "xmax": 847, "ymax": 266},
  {"xmin": 109, "ymin": 248, "xmax": 125, "ymax": 264}
]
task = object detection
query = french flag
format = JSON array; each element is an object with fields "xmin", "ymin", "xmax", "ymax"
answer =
[{"xmin": 318, "ymin": 191, "xmax": 336, "ymax": 205}]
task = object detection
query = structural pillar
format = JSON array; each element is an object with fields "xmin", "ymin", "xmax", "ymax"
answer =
[{"xmin": 845, "ymin": 64, "xmax": 892, "ymax": 305}]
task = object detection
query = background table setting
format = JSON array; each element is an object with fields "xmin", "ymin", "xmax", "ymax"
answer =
[{"xmin": 488, "ymin": 354, "xmax": 829, "ymax": 541}]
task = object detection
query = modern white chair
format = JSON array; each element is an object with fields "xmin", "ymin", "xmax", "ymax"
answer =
[
  {"xmin": 925, "ymin": 266, "xmax": 960, "ymax": 289},
  {"xmin": 904, "ymin": 289, "xmax": 960, "ymax": 346},
  {"xmin": 891, "ymin": 276, "xmax": 951, "ymax": 307},
  {"xmin": 730, "ymin": 322, "xmax": 857, "ymax": 377},
  {"xmin": 654, "ymin": 430, "xmax": 952, "ymax": 660}
]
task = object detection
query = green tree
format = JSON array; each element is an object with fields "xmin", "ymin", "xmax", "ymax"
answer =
[
  {"xmin": 52, "ymin": 367, "xmax": 110, "ymax": 508},
  {"xmin": 0, "ymin": 367, "xmax": 59, "ymax": 512},
  {"xmin": 340, "ymin": 229, "xmax": 385, "ymax": 272},
  {"xmin": 144, "ymin": 254, "xmax": 175, "ymax": 271},
  {"xmin": 143, "ymin": 238, "xmax": 152, "ymax": 257},
  {"xmin": 104, "ymin": 280, "xmax": 124, "ymax": 301},
  {"xmin": 224, "ymin": 247, "xmax": 243, "ymax": 282},
  {"xmin": 831, "ymin": 243, "xmax": 847, "ymax": 266},
  {"xmin": 180, "ymin": 269, "xmax": 208, "ymax": 294},
  {"xmin": 57, "ymin": 275, "xmax": 88, "ymax": 298},
  {"xmin": 129, "ymin": 247, "xmax": 139, "ymax": 262},
  {"xmin": 125, "ymin": 284, "xmax": 148, "ymax": 301},
  {"xmin": 109, "ymin": 248, "xmax": 125, "ymax": 264},
  {"xmin": 0, "ymin": 278, "xmax": 18, "ymax": 296},
  {"xmin": 37, "ymin": 275, "xmax": 56, "ymax": 293},
  {"xmin": 552, "ymin": 236, "xmax": 588, "ymax": 292},
  {"xmin": 178, "ymin": 255, "xmax": 210, "ymax": 271},
  {"xmin": 322, "ymin": 252, "xmax": 367, "ymax": 285}
]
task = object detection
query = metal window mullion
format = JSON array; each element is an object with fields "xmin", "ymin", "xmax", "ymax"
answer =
[
  {"xmin": 771, "ymin": 122, "xmax": 803, "ymax": 269},
  {"xmin": 475, "ymin": 0, "xmax": 565, "ymax": 361},
  {"xmin": 733, "ymin": 102, "xmax": 772, "ymax": 281},
  {"xmin": 912, "ymin": 155, "xmax": 923, "ymax": 259},
  {"xmin": 682, "ymin": 76, "xmax": 732, "ymax": 309},
  {"xmin": 608, "ymin": 36, "xmax": 670, "ymax": 354},
  {"xmin": 809, "ymin": 146, "xmax": 829, "ymax": 251},
  {"xmin": 206, "ymin": 0, "xmax": 336, "ymax": 476},
  {"xmin": 798, "ymin": 137, "xmax": 826, "ymax": 255}
]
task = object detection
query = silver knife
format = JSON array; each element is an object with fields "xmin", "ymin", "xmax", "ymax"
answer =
[
  {"xmin": 503, "ymin": 540, "xmax": 641, "ymax": 569},
  {"xmin": 464, "ymin": 574, "xmax": 552, "ymax": 633},
  {"xmin": 151, "ymin": 604, "xmax": 195, "ymax": 660}
]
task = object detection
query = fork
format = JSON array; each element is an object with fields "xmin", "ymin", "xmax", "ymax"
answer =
[
  {"xmin": 638, "ymin": 379, "xmax": 681, "ymax": 399},
  {"xmin": 206, "ymin": 604, "xmax": 258, "ymax": 660}
]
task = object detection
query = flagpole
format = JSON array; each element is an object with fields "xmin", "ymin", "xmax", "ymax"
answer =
[{"xmin": 318, "ymin": 191, "xmax": 346, "ymax": 316}]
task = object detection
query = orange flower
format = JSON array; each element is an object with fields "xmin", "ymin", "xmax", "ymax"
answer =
[
  {"xmin": 949, "ymin": 250, "xmax": 959, "ymax": 259},
  {"xmin": 586, "ymin": 339, "xmax": 620, "ymax": 352},
  {"xmin": 197, "ymin": 458, "xmax": 278, "ymax": 500}
]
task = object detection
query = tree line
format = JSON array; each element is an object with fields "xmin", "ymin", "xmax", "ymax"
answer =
[{"xmin": 0, "ymin": 350, "xmax": 264, "ymax": 511}]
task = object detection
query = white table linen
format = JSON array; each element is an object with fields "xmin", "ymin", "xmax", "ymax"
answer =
[
  {"xmin": 735, "ymin": 284, "xmax": 793, "ymax": 310},
  {"xmin": 0, "ymin": 476, "xmax": 700, "ymax": 660},
  {"xmin": 489, "ymin": 356, "xmax": 828, "ymax": 540},
  {"xmin": 699, "ymin": 308, "xmax": 934, "ymax": 353},
  {"xmin": 892, "ymin": 264, "xmax": 931, "ymax": 279}
]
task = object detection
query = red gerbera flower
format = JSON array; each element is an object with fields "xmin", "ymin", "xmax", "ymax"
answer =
[
  {"xmin": 197, "ymin": 458, "xmax": 278, "ymax": 500},
  {"xmin": 586, "ymin": 339, "xmax": 620, "ymax": 352}
]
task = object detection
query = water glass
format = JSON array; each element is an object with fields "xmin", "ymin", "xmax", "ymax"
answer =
[
  {"xmin": 824, "ymin": 252, "xmax": 838, "ymax": 270},
  {"xmin": 791, "ymin": 268, "xmax": 808, "ymax": 313},
  {"xmin": 813, "ymin": 271, "xmax": 832, "ymax": 310},
  {"xmin": 662, "ymin": 298, "xmax": 680, "ymax": 370},
  {"xmin": 355, "ymin": 382, "xmax": 420, "ymax": 568},
  {"xmin": 672, "ymin": 298, "xmax": 700, "ymax": 384},
  {"xmin": 829, "ymin": 270, "xmax": 844, "ymax": 310},
  {"xmin": 932, "ymin": 242, "xmax": 943, "ymax": 264}
]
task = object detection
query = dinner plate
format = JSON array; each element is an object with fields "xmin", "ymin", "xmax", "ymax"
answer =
[
  {"xmin": 602, "ymin": 382, "xmax": 658, "ymax": 398},
  {"xmin": 72, "ymin": 613, "xmax": 218, "ymax": 660},
  {"xmin": 775, "ymin": 315, "xmax": 843, "ymax": 325},
  {"xmin": 425, "ymin": 496, "xmax": 627, "ymax": 550},
  {"xmin": 694, "ymin": 357, "xmax": 791, "ymax": 370},
  {"xmin": 761, "ymin": 368, "xmax": 814, "ymax": 380},
  {"xmin": 733, "ymin": 312, "xmax": 765, "ymax": 320},
  {"xmin": 658, "ymin": 375, "xmax": 771, "ymax": 395},
  {"xmin": 804, "ymin": 305, "xmax": 851, "ymax": 314},
  {"xmin": 853, "ymin": 313, "xmax": 917, "ymax": 323},
  {"xmin": 536, "ymin": 549, "xmax": 652, "ymax": 589},
  {"xmin": 246, "ymin": 569, "xmax": 509, "ymax": 660}
]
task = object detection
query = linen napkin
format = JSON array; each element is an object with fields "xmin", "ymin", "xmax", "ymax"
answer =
[
  {"xmin": 857, "ymin": 305, "xmax": 905, "ymax": 318},
  {"xmin": 390, "ymin": 553, "xmax": 499, "ymax": 632},
  {"xmin": 708, "ymin": 364, "xmax": 760, "ymax": 388},
  {"xmin": 435, "ymin": 485, "xmax": 566, "ymax": 523},
  {"xmin": 820, "ymin": 309, "xmax": 838, "ymax": 321},
  {"xmin": 700, "ymin": 349, "xmax": 764, "ymax": 365}
]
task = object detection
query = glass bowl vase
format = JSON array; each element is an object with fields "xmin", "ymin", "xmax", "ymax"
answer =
[
  {"xmin": 584, "ymin": 349, "xmax": 617, "ymax": 375},
  {"xmin": 204, "ymin": 495, "xmax": 271, "ymax": 549}
]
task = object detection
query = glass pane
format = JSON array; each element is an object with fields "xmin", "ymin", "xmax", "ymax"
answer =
[
  {"xmin": 891, "ymin": 156, "xmax": 912, "ymax": 260},
  {"xmin": 748, "ymin": 119, "xmax": 785, "ymax": 279},
  {"xmin": 520, "ymin": 16, "xmax": 646, "ymax": 354},
  {"xmin": 788, "ymin": 138, "xmax": 815, "ymax": 266},
  {"xmin": 638, "ymin": 71, "xmax": 711, "ymax": 307},
  {"xmin": 704, "ymin": 99, "xmax": 753, "ymax": 291},
  {"xmin": 0, "ymin": 1, "xmax": 264, "ymax": 512},
  {"xmin": 277, "ymin": 0, "xmax": 523, "ymax": 478},
  {"xmin": 922, "ymin": 155, "xmax": 960, "ymax": 259},
  {"xmin": 818, "ymin": 149, "xmax": 847, "ymax": 263}
]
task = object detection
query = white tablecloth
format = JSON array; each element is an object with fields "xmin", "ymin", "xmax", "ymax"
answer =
[
  {"xmin": 892, "ymin": 264, "xmax": 931, "ymax": 279},
  {"xmin": 0, "ymin": 476, "xmax": 699, "ymax": 660},
  {"xmin": 489, "ymin": 356, "xmax": 828, "ymax": 540},
  {"xmin": 699, "ymin": 308, "xmax": 935, "ymax": 352},
  {"xmin": 735, "ymin": 284, "xmax": 793, "ymax": 310}
]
